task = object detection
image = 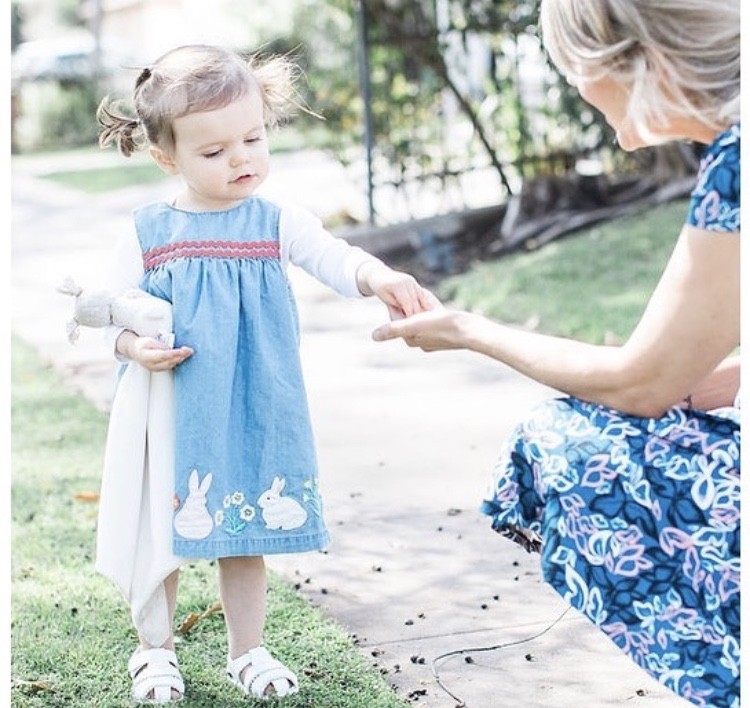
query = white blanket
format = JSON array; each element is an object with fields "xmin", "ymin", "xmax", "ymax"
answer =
[{"xmin": 95, "ymin": 362, "xmax": 186, "ymax": 647}]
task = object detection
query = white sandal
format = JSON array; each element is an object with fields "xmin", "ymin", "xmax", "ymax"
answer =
[
  {"xmin": 128, "ymin": 647, "xmax": 185, "ymax": 704},
  {"xmin": 226, "ymin": 646, "xmax": 299, "ymax": 699}
]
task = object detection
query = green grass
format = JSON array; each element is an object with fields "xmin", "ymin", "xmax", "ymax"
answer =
[
  {"xmin": 10, "ymin": 338, "xmax": 408, "ymax": 708},
  {"xmin": 13, "ymin": 146, "xmax": 169, "ymax": 193},
  {"xmin": 43, "ymin": 162, "xmax": 168, "ymax": 192},
  {"xmin": 439, "ymin": 200, "xmax": 688, "ymax": 344}
]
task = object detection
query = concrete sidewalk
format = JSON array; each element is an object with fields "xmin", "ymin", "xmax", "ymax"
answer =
[{"xmin": 11, "ymin": 153, "xmax": 686, "ymax": 708}]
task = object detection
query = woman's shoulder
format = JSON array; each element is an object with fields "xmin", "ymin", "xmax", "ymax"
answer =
[
  {"xmin": 686, "ymin": 124, "xmax": 740, "ymax": 232},
  {"xmin": 705, "ymin": 124, "xmax": 740, "ymax": 173},
  {"xmin": 697, "ymin": 124, "xmax": 740, "ymax": 183}
]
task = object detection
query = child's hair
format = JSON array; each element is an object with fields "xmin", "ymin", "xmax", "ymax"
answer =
[
  {"xmin": 98, "ymin": 44, "xmax": 304, "ymax": 157},
  {"xmin": 539, "ymin": 0, "xmax": 740, "ymax": 140}
]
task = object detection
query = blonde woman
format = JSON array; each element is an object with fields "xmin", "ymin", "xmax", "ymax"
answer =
[{"xmin": 374, "ymin": 1, "xmax": 740, "ymax": 704}]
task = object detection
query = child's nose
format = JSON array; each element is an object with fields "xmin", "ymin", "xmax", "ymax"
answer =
[{"xmin": 230, "ymin": 146, "xmax": 251, "ymax": 167}]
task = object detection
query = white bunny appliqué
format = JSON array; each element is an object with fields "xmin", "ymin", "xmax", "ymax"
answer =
[
  {"xmin": 257, "ymin": 477, "xmax": 308, "ymax": 531},
  {"xmin": 174, "ymin": 470, "xmax": 214, "ymax": 540}
]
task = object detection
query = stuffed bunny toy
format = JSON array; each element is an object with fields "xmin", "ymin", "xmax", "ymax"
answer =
[
  {"xmin": 257, "ymin": 476, "xmax": 308, "ymax": 531},
  {"xmin": 58, "ymin": 276, "xmax": 174, "ymax": 346}
]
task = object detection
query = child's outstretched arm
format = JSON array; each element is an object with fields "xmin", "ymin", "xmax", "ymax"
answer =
[
  {"xmin": 355, "ymin": 260, "xmax": 442, "ymax": 320},
  {"xmin": 280, "ymin": 203, "xmax": 440, "ymax": 318}
]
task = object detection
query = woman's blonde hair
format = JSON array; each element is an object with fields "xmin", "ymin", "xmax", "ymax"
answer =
[
  {"xmin": 539, "ymin": 0, "xmax": 740, "ymax": 140},
  {"xmin": 98, "ymin": 44, "xmax": 304, "ymax": 156}
]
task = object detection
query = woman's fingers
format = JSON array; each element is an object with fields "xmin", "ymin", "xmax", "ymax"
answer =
[{"xmin": 371, "ymin": 319, "xmax": 408, "ymax": 342}]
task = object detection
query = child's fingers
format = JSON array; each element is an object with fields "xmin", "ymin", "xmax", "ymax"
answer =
[
  {"xmin": 165, "ymin": 346, "xmax": 193, "ymax": 367},
  {"xmin": 377, "ymin": 287, "xmax": 412, "ymax": 318},
  {"xmin": 386, "ymin": 303, "xmax": 406, "ymax": 321},
  {"xmin": 397, "ymin": 286, "xmax": 441, "ymax": 317},
  {"xmin": 143, "ymin": 345, "xmax": 193, "ymax": 371},
  {"xmin": 377, "ymin": 280, "xmax": 438, "ymax": 318},
  {"xmin": 419, "ymin": 287, "xmax": 443, "ymax": 311}
]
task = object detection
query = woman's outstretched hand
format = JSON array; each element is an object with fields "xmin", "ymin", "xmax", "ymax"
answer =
[{"xmin": 372, "ymin": 307, "xmax": 477, "ymax": 352}]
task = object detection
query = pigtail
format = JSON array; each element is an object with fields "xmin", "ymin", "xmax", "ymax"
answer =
[
  {"xmin": 247, "ymin": 52, "xmax": 323, "ymax": 127},
  {"xmin": 96, "ymin": 96, "xmax": 145, "ymax": 157}
]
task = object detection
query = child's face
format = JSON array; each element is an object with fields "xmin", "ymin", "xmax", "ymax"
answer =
[{"xmin": 153, "ymin": 90, "xmax": 270, "ymax": 211}]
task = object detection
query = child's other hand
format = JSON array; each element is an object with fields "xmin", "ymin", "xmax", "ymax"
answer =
[
  {"xmin": 117, "ymin": 331, "xmax": 194, "ymax": 371},
  {"xmin": 133, "ymin": 338, "xmax": 194, "ymax": 371},
  {"xmin": 357, "ymin": 261, "xmax": 442, "ymax": 320}
]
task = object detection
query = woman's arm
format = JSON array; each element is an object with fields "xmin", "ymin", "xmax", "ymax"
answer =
[
  {"xmin": 374, "ymin": 225, "xmax": 740, "ymax": 418},
  {"xmin": 686, "ymin": 354, "xmax": 740, "ymax": 411}
]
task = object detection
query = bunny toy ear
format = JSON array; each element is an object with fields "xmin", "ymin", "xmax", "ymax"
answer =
[
  {"xmin": 188, "ymin": 469, "xmax": 200, "ymax": 491},
  {"xmin": 57, "ymin": 276, "xmax": 83, "ymax": 297},
  {"xmin": 272, "ymin": 477, "xmax": 285, "ymax": 493}
]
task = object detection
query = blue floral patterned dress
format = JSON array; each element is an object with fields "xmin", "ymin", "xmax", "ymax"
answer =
[{"xmin": 480, "ymin": 124, "xmax": 740, "ymax": 708}]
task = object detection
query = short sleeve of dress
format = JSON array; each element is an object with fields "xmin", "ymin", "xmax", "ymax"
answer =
[{"xmin": 686, "ymin": 123, "xmax": 740, "ymax": 232}]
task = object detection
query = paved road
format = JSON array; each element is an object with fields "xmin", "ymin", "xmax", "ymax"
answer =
[{"xmin": 11, "ymin": 151, "xmax": 686, "ymax": 707}]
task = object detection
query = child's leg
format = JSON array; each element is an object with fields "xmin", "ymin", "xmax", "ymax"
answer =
[
  {"xmin": 220, "ymin": 556, "xmax": 297, "ymax": 697},
  {"xmin": 217, "ymin": 556, "xmax": 267, "ymax": 656}
]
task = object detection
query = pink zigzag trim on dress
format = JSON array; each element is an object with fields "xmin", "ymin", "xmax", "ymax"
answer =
[{"xmin": 143, "ymin": 240, "xmax": 280, "ymax": 270}]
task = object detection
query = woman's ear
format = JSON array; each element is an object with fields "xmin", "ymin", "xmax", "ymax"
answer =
[{"xmin": 149, "ymin": 146, "xmax": 179, "ymax": 175}]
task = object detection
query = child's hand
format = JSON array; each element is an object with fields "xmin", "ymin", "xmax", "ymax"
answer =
[
  {"xmin": 356, "ymin": 261, "xmax": 442, "ymax": 320},
  {"xmin": 117, "ymin": 330, "xmax": 194, "ymax": 371}
]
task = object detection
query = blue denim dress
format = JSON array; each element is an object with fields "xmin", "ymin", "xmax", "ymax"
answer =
[{"xmin": 134, "ymin": 197, "xmax": 329, "ymax": 559}]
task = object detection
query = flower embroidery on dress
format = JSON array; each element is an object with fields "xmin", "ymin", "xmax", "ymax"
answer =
[
  {"xmin": 302, "ymin": 477, "xmax": 323, "ymax": 517},
  {"xmin": 215, "ymin": 490, "xmax": 256, "ymax": 536}
]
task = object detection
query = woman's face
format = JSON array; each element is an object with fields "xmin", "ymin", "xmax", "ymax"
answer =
[
  {"xmin": 570, "ymin": 70, "xmax": 718, "ymax": 148},
  {"xmin": 570, "ymin": 72, "xmax": 645, "ymax": 151}
]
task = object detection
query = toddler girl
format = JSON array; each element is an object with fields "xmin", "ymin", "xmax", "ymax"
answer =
[{"xmin": 95, "ymin": 43, "xmax": 436, "ymax": 703}]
